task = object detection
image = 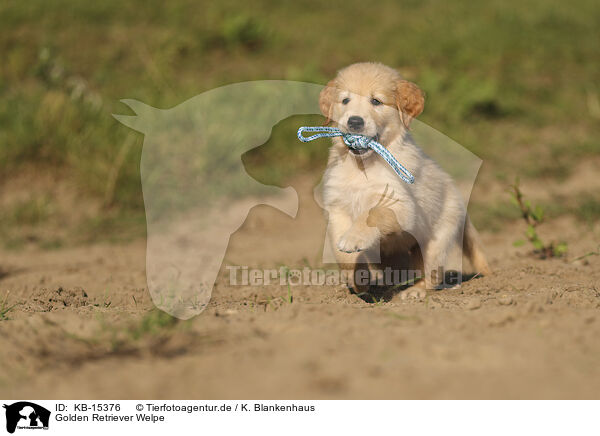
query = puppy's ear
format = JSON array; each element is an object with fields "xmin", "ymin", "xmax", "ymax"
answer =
[
  {"xmin": 319, "ymin": 80, "xmax": 337, "ymax": 124},
  {"xmin": 395, "ymin": 80, "xmax": 424, "ymax": 129}
]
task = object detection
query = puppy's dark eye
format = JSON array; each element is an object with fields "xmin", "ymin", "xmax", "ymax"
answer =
[
  {"xmin": 370, "ymin": 98, "xmax": 382, "ymax": 106},
  {"xmin": 342, "ymin": 98, "xmax": 350, "ymax": 105}
]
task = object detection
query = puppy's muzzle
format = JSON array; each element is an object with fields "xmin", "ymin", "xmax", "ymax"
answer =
[{"xmin": 347, "ymin": 116, "xmax": 364, "ymax": 132}]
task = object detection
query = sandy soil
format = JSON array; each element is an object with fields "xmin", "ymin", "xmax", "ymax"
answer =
[{"xmin": 0, "ymin": 175, "xmax": 599, "ymax": 399}]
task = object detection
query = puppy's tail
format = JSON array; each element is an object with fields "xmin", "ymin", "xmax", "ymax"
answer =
[{"xmin": 463, "ymin": 215, "xmax": 492, "ymax": 276}]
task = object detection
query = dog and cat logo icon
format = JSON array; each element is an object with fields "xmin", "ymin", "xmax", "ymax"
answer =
[{"xmin": 3, "ymin": 402, "xmax": 50, "ymax": 433}]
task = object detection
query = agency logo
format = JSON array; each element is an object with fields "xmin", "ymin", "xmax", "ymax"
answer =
[{"xmin": 3, "ymin": 402, "xmax": 50, "ymax": 434}]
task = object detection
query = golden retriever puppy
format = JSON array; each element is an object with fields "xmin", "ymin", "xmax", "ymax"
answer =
[{"xmin": 319, "ymin": 62, "xmax": 491, "ymax": 292}]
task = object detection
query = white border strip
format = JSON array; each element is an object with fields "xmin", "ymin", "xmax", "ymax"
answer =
[{"xmin": 1, "ymin": 400, "xmax": 597, "ymax": 436}]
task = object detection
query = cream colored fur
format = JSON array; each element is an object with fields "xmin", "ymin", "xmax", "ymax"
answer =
[{"xmin": 320, "ymin": 62, "xmax": 491, "ymax": 291}]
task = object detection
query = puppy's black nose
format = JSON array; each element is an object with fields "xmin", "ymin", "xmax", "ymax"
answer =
[{"xmin": 347, "ymin": 116, "xmax": 364, "ymax": 132}]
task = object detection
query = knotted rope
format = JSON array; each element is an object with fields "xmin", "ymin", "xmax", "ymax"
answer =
[{"xmin": 297, "ymin": 126, "xmax": 414, "ymax": 184}]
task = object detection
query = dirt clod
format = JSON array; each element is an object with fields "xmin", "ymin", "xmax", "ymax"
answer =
[
  {"xmin": 466, "ymin": 298, "xmax": 482, "ymax": 310},
  {"xmin": 25, "ymin": 287, "xmax": 90, "ymax": 312}
]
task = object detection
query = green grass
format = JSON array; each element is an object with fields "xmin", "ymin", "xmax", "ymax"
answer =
[
  {"xmin": 571, "ymin": 245, "xmax": 600, "ymax": 263},
  {"xmin": 1, "ymin": 0, "xmax": 599, "ymax": 244},
  {"xmin": 0, "ymin": 195, "xmax": 54, "ymax": 226},
  {"xmin": 469, "ymin": 200, "xmax": 522, "ymax": 232},
  {"xmin": 278, "ymin": 265, "xmax": 295, "ymax": 304},
  {"xmin": 32, "ymin": 308, "xmax": 202, "ymax": 364},
  {"xmin": 471, "ymin": 191, "xmax": 600, "ymax": 233},
  {"xmin": 0, "ymin": 293, "xmax": 16, "ymax": 321},
  {"xmin": 127, "ymin": 309, "xmax": 180, "ymax": 341},
  {"xmin": 575, "ymin": 194, "xmax": 600, "ymax": 225}
]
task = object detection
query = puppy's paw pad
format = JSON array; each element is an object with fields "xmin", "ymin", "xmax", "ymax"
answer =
[
  {"xmin": 400, "ymin": 288, "xmax": 426, "ymax": 300},
  {"xmin": 336, "ymin": 230, "xmax": 378, "ymax": 253}
]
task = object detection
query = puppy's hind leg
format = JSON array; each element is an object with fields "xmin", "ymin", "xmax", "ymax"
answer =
[
  {"xmin": 422, "ymin": 223, "xmax": 459, "ymax": 289},
  {"xmin": 463, "ymin": 215, "xmax": 492, "ymax": 276}
]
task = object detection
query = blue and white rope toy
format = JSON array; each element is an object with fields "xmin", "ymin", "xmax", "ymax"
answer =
[{"xmin": 297, "ymin": 126, "xmax": 415, "ymax": 184}]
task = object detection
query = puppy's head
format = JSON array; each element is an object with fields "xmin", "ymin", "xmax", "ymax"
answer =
[{"xmin": 319, "ymin": 63, "xmax": 424, "ymax": 156}]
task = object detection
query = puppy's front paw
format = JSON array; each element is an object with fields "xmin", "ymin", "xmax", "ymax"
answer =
[
  {"xmin": 337, "ymin": 228, "xmax": 379, "ymax": 253},
  {"xmin": 400, "ymin": 286, "xmax": 426, "ymax": 300}
]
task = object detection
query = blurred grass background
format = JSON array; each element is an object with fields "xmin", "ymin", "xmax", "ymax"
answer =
[{"xmin": 1, "ymin": 0, "xmax": 599, "ymax": 248}]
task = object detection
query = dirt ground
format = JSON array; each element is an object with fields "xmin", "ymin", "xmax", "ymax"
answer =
[{"xmin": 0, "ymin": 171, "xmax": 599, "ymax": 399}]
